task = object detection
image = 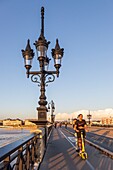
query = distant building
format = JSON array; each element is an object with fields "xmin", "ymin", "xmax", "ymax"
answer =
[
  {"xmin": 3, "ymin": 118, "xmax": 23, "ymax": 126},
  {"xmin": 0, "ymin": 120, "xmax": 3, "ymax": 126},
  {"xmin": 101, "ymin": 117, "xmax": 113, "ymax": 125},
  {"xmin": 24, "ymin": 120, "xmax": 36, "ymax": 126},
  {"xmin": 91, "ymin": 120, "xmax": 101, "ymax": 125}
]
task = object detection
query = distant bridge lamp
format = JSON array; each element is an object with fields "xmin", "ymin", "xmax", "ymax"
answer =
[
  {"xmin": 87, "ymin": 110, "xmax": 92, "ymax": 125},
  {"xmin": 48, "ymin": 100, "xmax": 55, "ymax": 123}
]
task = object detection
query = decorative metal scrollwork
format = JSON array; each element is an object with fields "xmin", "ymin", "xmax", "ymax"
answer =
[
  {"xmin": 45, "ymin": 74, "xmax": 55, "ymax": 86},
  {"xmin": 31, "ymin": 74, "xmax": 41, "ymax": 86}
]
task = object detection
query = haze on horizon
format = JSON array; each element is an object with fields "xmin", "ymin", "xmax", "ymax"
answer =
[{"xmin": 0, "ymin": 108, "xmax": 113, "ymax": 122}]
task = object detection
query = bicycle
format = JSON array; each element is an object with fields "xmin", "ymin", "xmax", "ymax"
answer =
[{"xmin": 78, "ymin": 131, "xmax": 87, "ymax": 160}]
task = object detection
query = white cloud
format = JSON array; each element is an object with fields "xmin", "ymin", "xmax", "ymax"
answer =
[{"xmin": 55, "ymin": 108, "xmax": 113, "ymax": 121}]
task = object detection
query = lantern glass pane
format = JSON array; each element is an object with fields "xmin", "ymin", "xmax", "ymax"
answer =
[
  {"xmin": 44, "ymin": 60, "xmax": 49, "ymax": 71},
  {"xmin": 37, "ymin": 45, "xmax": 47, "ymax": 57},
  {"xmin": 54, "ymin": 58, "xmax": 61, "ymax": 65},
  {"xmin": 44, "ymin": 65, "xmax": 49, "ymax": 71},
  {"xmin": 24, "ymin": 55, "xmax": 32, "ymax": 66}
]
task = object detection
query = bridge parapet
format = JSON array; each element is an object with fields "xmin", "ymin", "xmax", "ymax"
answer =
[{"xmin": 0, "ymin": 125, "xmax": 53, "ymax": 170}]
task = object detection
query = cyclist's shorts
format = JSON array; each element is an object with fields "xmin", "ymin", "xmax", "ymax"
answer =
[{"xmin": 77, "ymin": 130, "xmax": 86, "ymax": 139}]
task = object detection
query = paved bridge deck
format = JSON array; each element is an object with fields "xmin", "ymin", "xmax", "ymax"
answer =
[{"xmin": 39, "ymin": 127, "xmax": 113, "ymax": 170}]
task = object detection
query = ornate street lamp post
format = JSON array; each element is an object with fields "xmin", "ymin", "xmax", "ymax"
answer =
[
  {"xmin": 21, "ymin": 7, "xmax": 64, "ymax": 126},
  {"xmin": 87, "ymin": 110, "xmax": 92, "ymax": 125},
  {"xmin": 48, "ymin": 100, "xmax": 55, "ymax": 123}
]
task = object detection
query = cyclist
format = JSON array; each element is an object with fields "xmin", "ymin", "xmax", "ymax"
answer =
[
  {"xmin": 65, "ymin": 121, "xmax": 68, "ymax": 128},
  {"xmin": 73, "ymin": 118, "xmax": 77, "ymax": 128},
  {"xmin": 73, "ymin": 118, "xmax": 79, "ymax": 151},
  {"xmin": 74, "ymin": 114, "xmax": 87, "ymax": 153}
]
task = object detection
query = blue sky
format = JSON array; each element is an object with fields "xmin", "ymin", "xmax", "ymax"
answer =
[{"xmin": 0, "ymin": 0, "xmax": 113, "ymax": 119}]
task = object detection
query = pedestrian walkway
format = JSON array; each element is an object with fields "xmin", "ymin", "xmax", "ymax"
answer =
[{"xmin": 39, "ymin": 127, "xmax": 113, "ymax": 170}]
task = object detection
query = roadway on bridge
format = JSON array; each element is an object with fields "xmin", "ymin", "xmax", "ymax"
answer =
[{"xmin": 39, "ymin": 127, "xmax": 113, "ymax": 170}]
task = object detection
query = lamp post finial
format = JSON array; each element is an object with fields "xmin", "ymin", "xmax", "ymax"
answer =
[{"xmin": 41, "ymin": 6, "xmax": 44, "ymax": 36}]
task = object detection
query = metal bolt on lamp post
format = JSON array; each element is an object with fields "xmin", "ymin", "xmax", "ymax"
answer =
[
  {"xmin": 48, "ymin": 100, "xmax": 55, "ymax": 123},
  {"xmin": 21, "ymin": 7, "xmax": 64, "ymax": 126}
]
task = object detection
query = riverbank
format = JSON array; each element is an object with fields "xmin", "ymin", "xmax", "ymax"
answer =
[{"xmin": 0, "ymin": 125, "xmax": 37, "ymax": 130}]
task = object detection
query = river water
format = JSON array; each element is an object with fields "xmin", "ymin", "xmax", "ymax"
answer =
[{"xmin": 0, "ymin": 128, "xmax": 30, "ymax": 148}]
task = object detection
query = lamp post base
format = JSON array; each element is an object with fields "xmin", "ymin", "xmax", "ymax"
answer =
[
  {"xmin": 30, "ymin": 106, "xmax": 47, "ymax": 127},
  {"xmin": 37, "ymin": 106, "xmax": 47, "ymax": 120},
  {"xmin": 30, "ymin": 120, "xmax": 48, "ymax": 128}
]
